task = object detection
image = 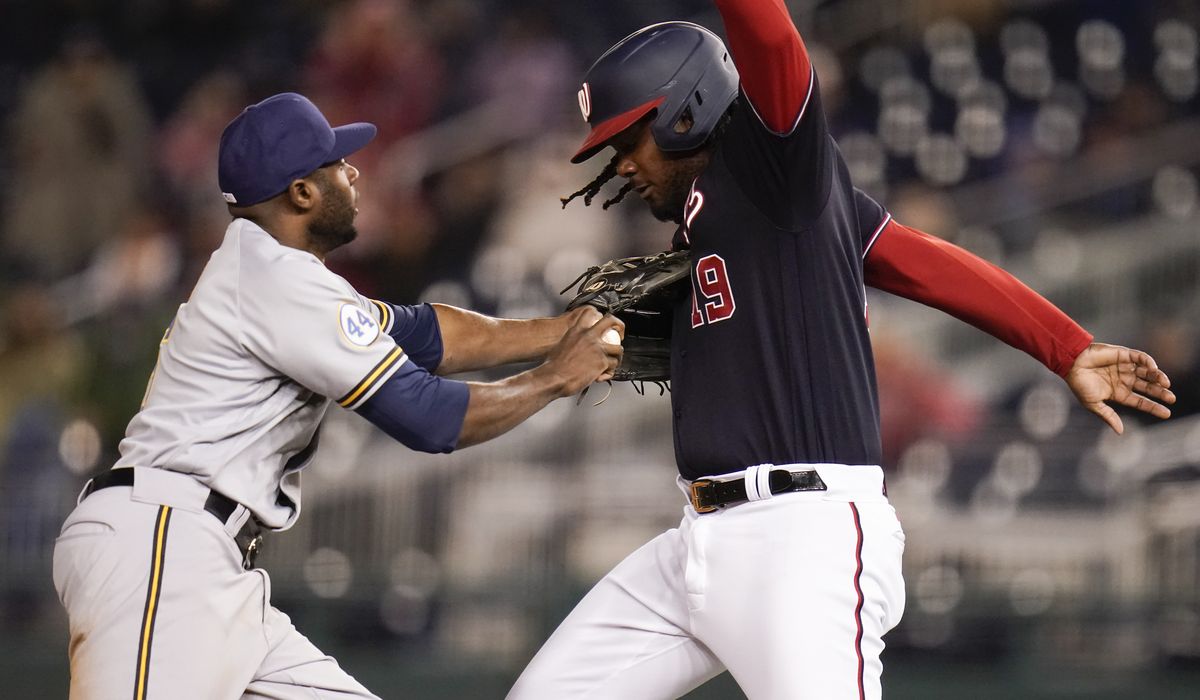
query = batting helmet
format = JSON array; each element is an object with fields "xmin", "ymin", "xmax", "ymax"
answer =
[{"xmin": 571, "ymin": 21, "xmax": 740, "ymax": 164}]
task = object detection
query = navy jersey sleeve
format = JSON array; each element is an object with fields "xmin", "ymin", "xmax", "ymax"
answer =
[
  {"xmin": 853, "ymin": 187, "xmax": 893, "ymax": 259},
  {"xmin": 714, "ymin": 0, "xmax": 832, "ymax": 229},
  {"xmin": 369, "ymin": 301, "xmax": 444, "ymax": 372},
  {"xmin": 356, "ymin": 362, "xmax": 469, "ymax": 453}
]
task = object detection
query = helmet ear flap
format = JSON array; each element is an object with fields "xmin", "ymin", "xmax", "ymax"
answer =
[
  {"xmin": 673, "ymin": 106, "xmax": 695, "ymax": 135},
  {"xmin": 650, "ymin": 88, "xmax": 699, "ymax": 151},
  {"xmin": 646, "ymin": 41, "xmax": 738, "ymax": 153},
  {"xmin": 650, "ymin": 78, "xmax": 732, "ymax": 152}
]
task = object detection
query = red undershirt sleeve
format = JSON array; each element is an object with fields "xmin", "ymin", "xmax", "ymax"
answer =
[
  {"xmin": 864, "ymin": 220, "xmax": 1093, "ymax": 377},
  {"xmin": 715, "ymin": 0, "xmax": 812, "ymax": 133}
]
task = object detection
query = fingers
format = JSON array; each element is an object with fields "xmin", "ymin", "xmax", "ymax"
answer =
[
  {"xmin": 570, "ymin": 305, "xmax": 603, "ymax": 327},
  {"xmin": 1118, "ymin": 360, "xmax": 1175, "ymax": 407},
  {"xmin": 1115, "ymin": 390, "xmax": 1173, "ymax": 420},
  {"xmin": 585, "ymin": 314, "xmax": 623, "ymax": 383},
  {"xmin": 1113, "ymin": 368, "xmax": 1174, "ymax": 420},
  {"xmin": 587, "ymin": 313, "xmax": 625, "ymax": 337},
  {"xmin": 605, "ymin": 345, "xmax": 623, "ymax": 375},
  {"xmin": 1088, "ymin": 344, "xmax": 1164, "ymax": 375},
  {"xmin": 1074, "ymin": 343, "xmax": 1176, "ymax": 431},
  {"xmin": 552, "ymin": 312, "xmax": 629, "ymax": 396},
  {"xmin": 548, "ymin": 311, "xmax": 626, "ymax": 397},
  {"xmin": 1088, "ymin": 402, "xmax": 1124, "ymax": 435},
  {"xmin": 595, "ymin": 345, "xmax": 623, "ymax": 385},
  {"xmin": 589, "ymin": 351, "xmax": 621, "ymax": 387},
  {"xmin": 1124, "ymin": 349, "xmax": 1175, "ymax": 391},
  {"xmin": 1127, "ymin": 348, "xmax": 1160, "ymax": 373},
  {"xmin": 586, "ymin": 314, "xmax": 626, "ymax": 360},
  {"xmin": 1076, "ymin": 342, "xmax": 1118, "ymax": 369},
  {"xmin": 1133, "ymin": 364, "xmax": 1173, "ymax": 392},
  {"xmin": 1130, "ymin": 376, "xmax": 1176, "ymax": 405}
]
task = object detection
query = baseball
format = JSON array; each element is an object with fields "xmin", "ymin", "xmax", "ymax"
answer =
[{"xmin": 602, "ymin": 328, "xmax": 622, "ymax": 345}]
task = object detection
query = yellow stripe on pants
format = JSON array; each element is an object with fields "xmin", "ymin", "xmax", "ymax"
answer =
[{"xmin": 133, "ymin": 505, "xmax": 172, "ymax": 700}]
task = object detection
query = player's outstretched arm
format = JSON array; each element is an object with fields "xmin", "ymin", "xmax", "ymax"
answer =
[
  {"xmin": 864, "ymin": 220, "xmax": 1093, "ymax": 376},
  {"xmin": 1064, "ymin": 342, "xmax": 1175, "ymax": 434},
  {"xmin": 455, "ymin": 309, "xmax": 623, "ymax": 447},
  {"xmin": 864, "ymin": 220, "xmax": 1178, "ymax": 433},
  {"xmin": 432, "ymin": 304, "xmax": 596, "ymax": 375},
  {"xmin": 354, "ymin": 308, "xmax": 623, "ymax": 452},
  {"xmin": 714, "ymin": 0, "xmax": 812, "ymax": 132}
]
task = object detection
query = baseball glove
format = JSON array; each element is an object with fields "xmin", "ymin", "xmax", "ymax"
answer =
[{"xmin": 561, "ymin": 250, "xmax": 691, "ymax": 387}]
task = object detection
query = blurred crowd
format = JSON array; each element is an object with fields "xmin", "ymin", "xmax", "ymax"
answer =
[
  {"xmin": 0, "ymin": 0, "xmax": 1194, "ymax": 451},
  {"xmin": 0, "ymin": 0, "xmax": 1198, "ymax": 677}
]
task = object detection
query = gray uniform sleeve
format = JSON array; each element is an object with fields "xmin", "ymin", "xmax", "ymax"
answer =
[{"xmin": 239, "ymin": 252, "xmax": 406, "ymax": 409}]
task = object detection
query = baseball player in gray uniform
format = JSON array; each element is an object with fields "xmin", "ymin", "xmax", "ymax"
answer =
[{"xmin": 52, "ymin": 92, "xmax": 624, "ymax": 699}]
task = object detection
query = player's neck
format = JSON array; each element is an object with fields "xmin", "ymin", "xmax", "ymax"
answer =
[{"xmin": 238, "ymin": 213, "xmax": 329, "ymax": 262}]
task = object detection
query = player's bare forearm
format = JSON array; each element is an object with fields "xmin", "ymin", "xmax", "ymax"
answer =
[
  {"xmin": 456, "ymin": 369, "xmax": 567, "ymax": 448},
  {"xmin": 432, "ymin": 304, "xmax": 590, "ymax": 374},
  {"xmin": 455, "ymin": 312, "xmax": 622, "ymax": 447},
  {"xmin": 1065, "ymin": 342, "xmax": 1175, "ymax": 434}
]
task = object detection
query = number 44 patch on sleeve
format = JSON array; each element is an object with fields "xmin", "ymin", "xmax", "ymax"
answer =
[{"xmin": 339, "ymin": 303, "xmax": 380, "ymax": 347}]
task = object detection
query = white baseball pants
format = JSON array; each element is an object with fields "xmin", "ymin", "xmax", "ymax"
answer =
[
  {"xmin": 52, "ymin": 468, "xmax": 377, "ymax": 699},
  {"xmin": 508, "ymin": 463, "xmax": 906, "ymax": 700}
]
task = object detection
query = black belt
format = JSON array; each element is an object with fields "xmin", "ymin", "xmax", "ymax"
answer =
[
  {"xmin": 83, "ymin": 468, "xmax": 265, "ymax": 569},
  {"xmin": 689, "ymin": 468, "xmax": 827, "ymax": 513}
]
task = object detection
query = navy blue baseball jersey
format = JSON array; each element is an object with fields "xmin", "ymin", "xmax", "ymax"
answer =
[
  {"xmin": 663, "ymin": 0, "xmax": 1094, "ymax": 481},
  {"xmin": 669, "ymin": 70, "xmax": 889, "ymax": 481}
]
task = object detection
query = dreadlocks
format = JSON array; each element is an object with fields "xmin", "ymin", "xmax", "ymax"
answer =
[{"xmin": 561, "ymin": 154, "xmax": 621, "ymax": 209}]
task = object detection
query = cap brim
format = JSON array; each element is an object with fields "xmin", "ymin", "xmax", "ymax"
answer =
[
  {"xmin": 570, "ymin": 97, "xmax": 665, "ymax": 164},
  {"xmin": 329, "ymin": 122, "xmax": 378, "ymax": 161}
]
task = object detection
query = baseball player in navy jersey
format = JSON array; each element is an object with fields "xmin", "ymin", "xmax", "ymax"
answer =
[
  {"xmin": 509, "ymin": 1, "xmax": 1177, "ymax": 698},
  {"xmin": 51, "ymin": 92, "xmax": 624, "ymax": 699}
]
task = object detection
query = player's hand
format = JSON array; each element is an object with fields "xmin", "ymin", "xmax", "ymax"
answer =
[
  {"xmin": 560, "ymin": 304, "xmax": 599, "ymax": 326},
  {"xmin": 543, "ymin": 309, "xmax": 624, "ymax": 396},
  {"xmin": 1064, "ymin": 342, "xmax": 1175, "ymax": 434}
]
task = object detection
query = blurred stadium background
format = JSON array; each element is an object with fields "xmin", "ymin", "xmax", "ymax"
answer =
[{"xmin": 1, "ymin": 0, "xmax": 1198, "ymax": 697}]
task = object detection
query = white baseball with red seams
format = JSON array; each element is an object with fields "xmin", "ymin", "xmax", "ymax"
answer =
[{"xmin": 601, "ymin": 328, "xmax": 622, "ymax": 345}]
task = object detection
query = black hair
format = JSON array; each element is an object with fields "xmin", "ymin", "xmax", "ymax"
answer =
[
  {"xmin": 559, "ymin": 154, "xmax": 634, "ymax": 210},
  {"xmin": 560, "ymin": 98, "xmax": 739, "ymax": 211}
]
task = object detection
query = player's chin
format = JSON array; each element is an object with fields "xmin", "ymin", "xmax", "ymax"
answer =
[
  {"xmin": 649, "ymin": 201, "xmax": 684, "ymax": 223},
  {"xmin": 648, "ymin": 187, "xmax": 690, "ymax": 223},
  {"xmin": 309, "ymin": 222, "xmax": 358, "ymax": 252}
]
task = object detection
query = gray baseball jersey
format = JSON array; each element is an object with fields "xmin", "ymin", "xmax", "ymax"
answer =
[{"xmin": 114, "ymin": 217, "xmax": 405, "ymax": 529}]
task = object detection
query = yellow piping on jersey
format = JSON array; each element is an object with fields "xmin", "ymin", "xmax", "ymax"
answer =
[
  {"xmin": 140, "ymin": 308, "xmax": 183, "ymax": 410},
  {"xmin": 134, "ymin": 505, "xmax": 172, "ymax": 700},
  {"xmin": 370, "ymin": 299, "xmax": 393, "ymax": 333},
  {"xmin": 338, "ymin": 346, "xmax": 404, "ymax": 408}
]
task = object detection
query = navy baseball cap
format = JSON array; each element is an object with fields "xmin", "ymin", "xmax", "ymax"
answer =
[{"xmin": 218, "ymin": 92, "xmax": 377, "ymax": 206}]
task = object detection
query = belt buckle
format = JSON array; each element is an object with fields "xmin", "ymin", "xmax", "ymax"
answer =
[
  {"xmin": 241, "ymin": 533, "xmax": 263, "ymax": 570},
  {"xmin": 689, "ymin": 479, "xmax": 718, "ymax": 514}
]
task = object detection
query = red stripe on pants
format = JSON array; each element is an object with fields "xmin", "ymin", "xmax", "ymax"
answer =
[{"xmin": 850, "ymin": 503, "xmax": 866, "ymax": 700}]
